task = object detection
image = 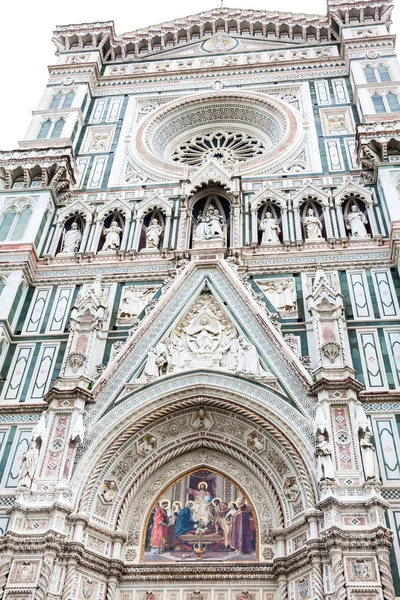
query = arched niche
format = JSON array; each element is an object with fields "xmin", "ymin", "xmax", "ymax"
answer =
[
  {"xmin": 138, "ymin": 209, "xmax": 166, "ymax": 252},
  {"xmin": 257, "ymin": 202, "xmax": 282, "ymax": 245},
  {"xmin": 97, "ymin": 211, "xmax": 125, "ymax": 252},
  {"xmin": 190, "ymin": 191, "xmax": 231, "ymax": 248},
  {"xmin": 300, "ymin": 199, "xmax": 325, "ymax": 242},
  {"xmin": 56, "ymin": 214, "xmax": 85, "ymax": 255},
  {"xmin": 342, "ymin": 195, "xmax": 371, "ymax": 239},
  {"xmin": 141, "ymin": 466, "xmax": 258, "ymax": 560}
]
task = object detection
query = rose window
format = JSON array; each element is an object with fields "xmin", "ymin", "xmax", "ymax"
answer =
[
  {"xmin": 171, "ymin": 130, "xmax": 266, "ymax": 166},
  {"xmin": 133, "ymin": 91, "xmax": 304, "ymax": 176}
]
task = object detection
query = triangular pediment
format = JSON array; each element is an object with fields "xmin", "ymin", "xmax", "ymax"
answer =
[{"xmin": 91, "ymin": 260, "xmax": 313, "ymax": 424}]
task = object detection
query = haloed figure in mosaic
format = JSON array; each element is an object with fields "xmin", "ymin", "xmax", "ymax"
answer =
[{"xmin": 144, "ymin": 469, "xmax": 256, "ymax": 561}]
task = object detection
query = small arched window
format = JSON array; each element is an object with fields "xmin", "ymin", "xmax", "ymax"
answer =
[
  {"xmin": 372, "ymin": 94, "xmax": 386, "ymax": 113},
  {"xmin": 377, "ymin": 65, "xmax": 391, "ymax": 82},
  {"xmin": 364, "ymin": 66, "xmax": 377, "ymax": 83},
  {"xmin": 62, "ymin": 91, "xmax": 75, "ymax": 108},
  {"xmin": 50, "ymin": 118, "xmax": 65, "ymax": 139},
  {"xmin": 0, "ymin": 209, "xmax": 16, "ymax": 241},
  {"xmin": 49, "ymin": 92, "xmax": 63, "ymax": 110},
  {"xmin": 11, "ymin": 207, "xmax": 32, "ymax": 240},
  {"xmin": 387, "ymin": 92, "xmax": 400, "ymax": 112},
  {"xmin": 37, "ymin": 120, "xmax": 52, "ymax": 140},
  {"xmin": 0, "ymin": 205, "xmax": 32, "ymax": 242}
]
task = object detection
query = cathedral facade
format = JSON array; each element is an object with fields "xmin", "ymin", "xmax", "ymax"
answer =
[{"xmin": 1, "ymin": 2, "xmax": 400, "ymax": 600}]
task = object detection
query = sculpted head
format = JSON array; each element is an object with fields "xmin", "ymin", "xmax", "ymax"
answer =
[{"xmin": 71, "ymin": 222, "xmax": 78, "ymax": 230}]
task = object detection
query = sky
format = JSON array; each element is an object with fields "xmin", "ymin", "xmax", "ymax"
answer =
[{"xmin": 0, "ymin": 0, "xmax": 399, "ymax": 150}]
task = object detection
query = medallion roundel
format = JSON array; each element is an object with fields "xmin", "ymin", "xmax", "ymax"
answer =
[{"xmin": 143, "ymin": 468, "xmax": 257, "ymax": 562}]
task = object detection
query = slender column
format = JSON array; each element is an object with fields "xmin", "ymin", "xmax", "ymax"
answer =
[
  {"xmin": 335, "ymin": 204, "xmax": 347, "ymax": 238},
  {"xmin": 323, "ymin": 205, "xmax": 334, "ymax": 239},
  {"xmin": 293, "ymin": 207, "xmax": 302, "ymax": 242},
  {"xmin": 311, "ymin": 556, "xmax": 324, "ymax": 600},
  {"xmin": 132, "ymin": 217, "xmax": 143, "ymax": 251},
  {"xmin": 61, "ymin": 560, "xmax": 78, "ymax": 600},
  {"xmin": 280, "ymin": 207, "xmax": 289, "ymax": 243},
  {"xmin": 90, "ymin": 220, "xmax": 103, "ymax": 252},
  {"xmin": 35, "ymin": 551, "xmax": 55, "ymax": 600},
  {"xmin": 366, "ymin": 203, "xmax": 379, "ymax": 236},
  {"xmin": 49, "ymin": 223, "xmax": 63, "ymax": 255},
  {"xmin": 331, "ymin": 550, "xmax": 347, "ymax": 600},
  {"xmin": 251, "ymin": 209, "xmax": 258, "ymax": 244},
  {"xmin": 80, "ymin": 220, "xmax": 91, "ymax": 253},
  {"xmin": 128, "ymin": 216, "xmax": 139, "ymax": 250},
  {"xmin": 0, "ymin": 554, "xmax": 12, "ymax": 599},
  {"xmin": 162, "ymin": 215, "xmax": 172, "ymax": 250},
  {"xmin": 121, "ymin": 214, "xmax": 131, "ymax": 250}
]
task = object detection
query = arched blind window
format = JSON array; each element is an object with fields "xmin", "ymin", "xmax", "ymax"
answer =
[
  {"xmin": 387, "ymin": 92, "xmax": 400, "ymax": 112},
  {"xmin": 0, "ymin": 210, "xmax": 16, "ymax": 241},
  {"xmin": 11, "ymin": 207, "xmax": 32, "ymax": 241},
  {"xmin": 50, "ymin": 118, "xmax": 65, "ymax": 139},
  {"xmin": 364, "ymin": 66, "xmax": 377, "ymax": 83},
  {"xmin": 50, "ymin": 92, "xmax": 63, "ymax": 110},
  {"xmin": 37, "ymin": 120, "xmax": 52, "ymax": 140},
  {"xmin": 372, "ymin": 94, "xmax": 386, "ymax": 113},
  {"xmin": 63, "ymin": 91, "xmax": 75, "ymax": 108},
  {"xmin": 377, "ymin": 65, "xmax": 391, "ymax": 82}
]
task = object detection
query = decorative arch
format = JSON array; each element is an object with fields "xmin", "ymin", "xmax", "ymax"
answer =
[{"xmin": 92, "ymin": 199, "xmax": 132, "ymax": 253}]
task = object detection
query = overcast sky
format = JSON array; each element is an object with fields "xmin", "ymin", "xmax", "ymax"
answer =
[{"xmin": 0, "ymin": 0, "xmax": 399, "ymax": 150}]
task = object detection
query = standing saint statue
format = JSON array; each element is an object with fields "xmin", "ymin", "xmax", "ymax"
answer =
[
  {"xmin": 259, "ymin": 212, "xmax": 280, "ymax": 244},
  {"xmin": 102, "ymin": 220, "xmax": 123, "ymax": 251},
  {"xmin": 61, "ymin": 222, "xmax": 82, "ymax": 254},
  {"xmin": 360, "ymin": 430, "xmax": 380, "ymax": 481},
  {"xmin": 18, "ymin": 439, "xmax": 39, "ymax": 489},
  {"xmin": 345, "ymin": 204, "xmax": 369, "ymax": 237},
  {"xmin": 145, "ymin": 218, "xmax": 164, "ymax": 249},
  {"xmin": 303, "ymin": 208, "xmax": 323, "ymax": 240},
  {"xmin": 315, "ymin": 434, "xmax": 335, "ymax": 481}
]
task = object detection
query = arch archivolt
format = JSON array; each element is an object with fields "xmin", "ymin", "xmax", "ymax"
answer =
[{"xmin": 74, "ymin": 397, "xmax": 317, "ymax": 563}]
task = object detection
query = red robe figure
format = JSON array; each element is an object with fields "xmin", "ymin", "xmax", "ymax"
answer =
[
  {"xmin": 150, "ymin": 504, "xmax": 168, "ymax": 554},
  {"xmin": 229, "ymin": 499, "xmax": 252, "ymax": 554}
]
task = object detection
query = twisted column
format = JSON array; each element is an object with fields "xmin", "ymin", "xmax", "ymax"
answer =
[
  {"xmin": 0, "ymin": 555, "xmax": 12, "ymax": 600},
  {"xmin": 35, "ymin": 553, "xmax": 54, "ymax": 600},
  {"xmin": 61, "ymin": 562, "xmax": 77, "ymax": 600},
  {"xmin": 105, "ymin": 580, "xmax": 118, "ymax": 600},
  {"xmin": 377, "ymin": 550, "xmax": 396, "ymax": 600},
  {"xmin": 312, "ymin": 561, "xmax": 324, "ymax": 600},
  {"xmin": 331, "ymin": 551, "xmax": 346, "ymax": 600},
  {"xmin": 278, "ymin": 578, "xmax": 288, "ymax": 600}
]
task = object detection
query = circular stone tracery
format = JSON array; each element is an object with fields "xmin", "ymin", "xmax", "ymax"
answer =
[
  {"xmin": 134, "ymin": 91, "xmax": 303, "ymax": 176},
  {"xmin": 172, "ymin": 130, "xmax": 267, "ymax": 167}
]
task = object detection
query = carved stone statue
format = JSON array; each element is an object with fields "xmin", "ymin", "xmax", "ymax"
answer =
[
  {"xmin": 18, "ymin": 440, "xmax": 39, "ymax": 489},
  {"xmin": 237, "ymin": 336, "xmax": 268, "ymax": 377},
  {"xmin": 70, "ymin": 411, "xmax": 85, "ymax": 444},
  {"xmin": 259, "ymin": 212, "xmax": 280, "ymax": 244},
  {"xmin": 316, "ymin": 434, "xmax": 335, "ymax": 481},
  {"xmin": 102, "ymin": 220, "xmax": 123, "ymax": 251},
  {"xmin": 260, "ymin": 278, "xmax": 297, "ymax": 313},
  {"xmin": 345, "ymin": 205, "xmax": 369, "ymax": 237},
  {"xmin": 145, "ymin": 218, "xmax": 164, "ymax": 249},
  {"xmin": 284, "ymin": 477, "xmax": 300, "ymax": 500},
  {"xmin": 138, "ymin": 435, "xmax": 157, "ymax": 455},
  {"xmin": 303, "ymin": 208, "xmax": 323, "ymax": 240},
  {"xmin": 32, "ymin": 411, "xmax": 47, "ymax": 444},
  {"xmin": 62, "ymin": 222, "xmax": 82, "ymax": 254},
  {"xmin": 195, "ymin": 205, "xmax": 224, "ymax": 241},
  {"xmin": 192, "ymin": 407, "xmax": 213, "ymax": 431},
  {"xmin": 248, "ymin": 431, "xmax": 264, "ymax": 452},
  {"xmin": 360, "ymin": 430, "xmax": 380, "ymax": 481},
  {"xmin": 101, "ymin": 480, "xmax": 117, "ymax": 503}
]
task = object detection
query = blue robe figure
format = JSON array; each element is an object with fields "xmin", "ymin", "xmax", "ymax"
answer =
[{"xmin": 175, "ymin": 507, "xmax": 194, "ymax": 537}]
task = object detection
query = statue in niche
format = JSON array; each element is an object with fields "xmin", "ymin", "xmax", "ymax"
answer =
[
  {"xmin": 101, "ymin": 480, "xmax": 117, "ymax": 503},
  {"xmin": 345, "ymin": 204, "xmax": 369, "ymax": 238},
  {"xmin": 315, "ymin": 434, "xmax": 335, "ymax": 481},
  {"xmin": 259, "ymin": 212, "xmax": 280, "ymax": 244},
  {"xmin": 145, "ymin": 218, "xmax": 164, "ymax": 249},
  {"xmin": 195, "ymin": 205, "xmax": 224, "ymax": 241},
  {"xmin": 360, "ymin": 430, "xmax": 380, "ymax": 481},
  {"xmin": 192, "ymin": 407, "xmax": 213, "ymax": 431},
  {"xmin": 102, "ymin": 220, "xmax": 123, "ymax": 251},
  {"xmin": 303, "ymin": 208, "xmax": 323, "ymax": 240},
  {"xmin": 283, "ymin": 477, "xmax": 300, "ymax": 501},
  {"xmin": 61, "ymin": 222, "xmax": 82, "ymax": 254},
  {"xmin": 138, "ymin": 434, "xmax": 157, "ymax": 455},
  {"xmin": 247, "ymin": 431, "xmax": 264, "ymax": 452},
  {"xmin": 18, "ymin": 440, "xmax": 39, "ymax": 489}
]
